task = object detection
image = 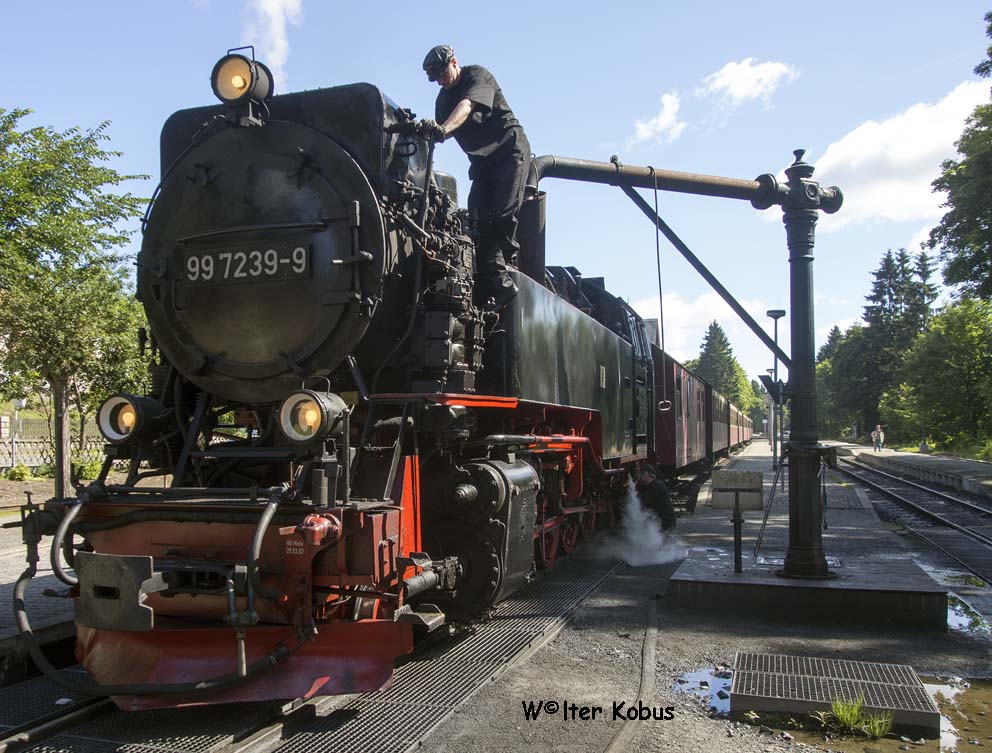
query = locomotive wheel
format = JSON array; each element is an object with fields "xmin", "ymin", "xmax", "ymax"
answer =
[
  {"xmin": 427, "ymin": 525, "xmax": 502, "ymax": 618},
  {"xmin": 559, "ymin": 519, "xmax": 579, "ymax": 556},
  {"xmin": 604, "ymin": 497, "xmax": 619, "ymax": 529},
  {"xmin": 538, "ymin": 527, "xmax": 560, "ymax": 569},
  {"xmin": 579, "ymin": 510, "xmax": 597, "ymax": 539}
]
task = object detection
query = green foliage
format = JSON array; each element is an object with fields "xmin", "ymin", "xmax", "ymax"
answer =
[
  {"xmin": 72, "ymin": 460, "xmax": 104, "ymax": 480},
  {"xmin": 816, "ymin": 358, "xmax": 847, "ymax": 439},
  {"xmin": 816, "ymin": 249, "xmax": 936, "ymax": 441},
  {"xmin": 4, "ymin": 464, "xmax": 32, "ymax": 481},
  {"xmin": 809, "ymin": 710, "xmax": 832, "ymax": 729},
  {"xmin": 861, "ymin": 712, "xmax": 894, "ymax": 740},
  {"xmin": 878, "ymin": 383, "xmax": 921, "ymax": 445},
  {"xmin": 899, "ymin": 298, "xmax": 992, "ymax": 444},
  {"xmin": 928, "ymin": 14, "xmax": 992, "ymax": 299},
  {"xmin": 822, "ymin": 324, "xmax": 871, "ymax": 437},
  {"xmin": 33, "ymin": 463, "xmax": 56, "ymax": 479},
  {"xmin": 0, "ymin": 109, "xmax": 148, "ymax": 491},
  {"xmin": 691, "ymin": 321, "xmax": 758, "ymax": 413},
  {"xmin": 830, "ymin": 696, "xmax": 864, "ymax": 733},
  {"xmin": 748, "ymin": 379, "xmax": 768, "ymax": 432},
  {"xmin": 817, "ymin": 325, "xmax": 843, "ymax": 364},
  {"xmin": 0, "ymin": 109, "xmax": 146, "ymax": 282}
]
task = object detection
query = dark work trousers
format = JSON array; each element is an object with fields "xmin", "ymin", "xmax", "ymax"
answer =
[{"xmin": 467, "ymin": 134, "xmax": 530, "ymax": 296}]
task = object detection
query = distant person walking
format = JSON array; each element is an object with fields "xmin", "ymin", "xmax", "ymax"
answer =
[{"xmin": 871, "ymin": 424, "xmax": 885, "ymax": 452}]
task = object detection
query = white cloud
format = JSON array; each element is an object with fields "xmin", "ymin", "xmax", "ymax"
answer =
[
  {"xmin": 696, "ymin": 58, "xmax": 799, "ymax": 107},
  {"xmin": 242, "ymin": 0, "xmax": 304, "ymax": 92},
  {"xmin": 627, "ymin": 91, "xmax": 687, "ymax": 149},
  {"xmin": 908, "ymin": 223, "xmax": 933, "ymax": 252},
  {"xmin": 813, "ymin": 80, "xmax": 988, "ymax": 232},
  {"xmin": 631, "ymin": 291, "xmax": 778, "ymax": 380}
]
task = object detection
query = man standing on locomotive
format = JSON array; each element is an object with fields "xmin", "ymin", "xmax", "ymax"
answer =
[
  {"xmin": 636, "ymin": 464, "xmax": 677, "ymax": 533},
  {"xmin": 421, "ymin": 45, "xmax": 530, "ymax": 310}
]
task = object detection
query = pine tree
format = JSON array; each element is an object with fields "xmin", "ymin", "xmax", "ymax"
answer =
[
  {"xmin": 693, "ymin": 321, "xmax": 737, "ymax": 397},
  {"xmin": 827, "ymin": 249, "xmax": 936, "ymax": 434},
  {"xmin": 817, "ymin": 325, "xmax": 843, "ymax": 363},
  {"xmin": 691, "ymin": 320, "xmax": 756, "ymax": 411}
]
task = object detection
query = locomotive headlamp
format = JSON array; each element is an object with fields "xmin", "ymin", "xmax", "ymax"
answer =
[
  {"xmin": 210, "ymin": 53, "xmax": 274, "ymax": 105},
  {"xmin": 278, "ymin": 390, "xmax": 348, "ymax": 444},
  {"xmin": 97, "ymin": 394, "xmax": 166, "ymax": 444}
]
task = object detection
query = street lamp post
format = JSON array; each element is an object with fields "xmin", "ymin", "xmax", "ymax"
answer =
[
  {"xmin": 919, "ymin": 312, "xmax": 930, "ymax": 454},
  {"xmin": 766, "ymin": 310, "xmax": 786, "ymax": 472}
]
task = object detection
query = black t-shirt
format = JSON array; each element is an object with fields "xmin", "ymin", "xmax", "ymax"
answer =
[
  {"xmin": 637, "ymin": 478, "xmax": 677, "ymax": 531},
  {"xmin": 435, "ymin": 65, "xmax": 524, "ymax": 166}
]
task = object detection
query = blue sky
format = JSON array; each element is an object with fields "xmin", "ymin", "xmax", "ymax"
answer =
[{"xmin": 4, "ymin": 1, "xmax": 989, "ymax": 381}]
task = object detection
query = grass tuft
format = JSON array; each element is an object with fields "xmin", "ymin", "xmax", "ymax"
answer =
[
  {"xmin": 861, "ymin": 711, "xmax": 894, "ymax": 740},
  {"xmin": 830, "ymin": 696, "xmax": 864, "ymax": 733}
]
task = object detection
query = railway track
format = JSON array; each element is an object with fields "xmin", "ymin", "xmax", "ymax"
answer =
[
  {"xmin": 838, "ymin": 458, "xmax": 992, "ymax": 585},
  {"xmin": 0, "ymin": 551, "xmax": 622, "ymax": 753}
]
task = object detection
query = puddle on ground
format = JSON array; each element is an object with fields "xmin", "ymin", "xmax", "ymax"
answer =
[
  {"xmin": 677, "ymin": 668, "xmax": 992, "ymax": 753},
  {"xmin": 913, "ymin": 563, "xmax": 992, "ymax": 637},
  {"xmin": 674, "ymin": 666, "xmax": 732, "ymax": 715},
  {"xmin": 947, "ymin": 594, "xmax": 992, "ymax": 635}
]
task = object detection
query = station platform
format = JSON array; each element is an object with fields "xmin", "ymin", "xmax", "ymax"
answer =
[
  {"xmin": 833, "ymin": 443, "xmax": 992, "ymax": 500},
  {"xmin": 669, "ymin": 441, "xmax": 948, "ymax": 629},
  {"xmin": 0, "ymin": 513, "xmax": 75, "ymax": 685}
]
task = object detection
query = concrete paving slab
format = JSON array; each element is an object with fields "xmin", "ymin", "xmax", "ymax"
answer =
[
  {"xmin": 670, "ymin": 441, "xmax": 948, "ymax": 629},
  {"xmin": 836, "ymin": 444, "xmax": 992, "ymax": 500},
  {"xmin": 0, "ymin": 522, "xmax": 75, "ymax": 685}
]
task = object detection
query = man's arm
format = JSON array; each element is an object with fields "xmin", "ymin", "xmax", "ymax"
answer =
[{"xmin": 439, "ymin": 98, "xmax": 474, "ymax": 137}]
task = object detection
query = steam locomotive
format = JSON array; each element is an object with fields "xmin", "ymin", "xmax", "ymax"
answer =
[{"xmin": 14, "ymin": 53, "xmax": 750, "ymax": 710}]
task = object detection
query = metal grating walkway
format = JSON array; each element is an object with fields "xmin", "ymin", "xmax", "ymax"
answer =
[
  {"xmin": 21, "ymin": 699, "xmax": 288, "ymax": 753},
  {"xmin": 15, "ymin": 555, "xmax": 621, "ymax": 753},
  {"xmin": 0, "ymin": 667, "xmax": 89, "ymax": 732},
  {"xmin": 270, "ymin": 555, "xmax": 622, "ymax": 753},
  {"xmin": 730, "ymin": 652, "xmax": 940, "ymax": 732}
]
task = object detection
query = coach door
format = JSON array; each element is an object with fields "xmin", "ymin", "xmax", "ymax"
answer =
[{"xmin": 629, "ymin": 314, "xmax": 652, "ymax": 456}]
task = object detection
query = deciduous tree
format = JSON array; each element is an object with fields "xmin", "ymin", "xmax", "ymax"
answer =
[
  {"xmin": 0, "ymin": 109, "xmax": 146, "ymax": 497},
  {"xmin": 927, "ymin": 12, "xmax": 992, "ymax": 299},
  {"xmin": 899, "ymin": 298, "xmax": 992, "ymax": 444}
]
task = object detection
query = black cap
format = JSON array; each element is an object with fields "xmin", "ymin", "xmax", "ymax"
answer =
[
  {"xmin": 640, "ymin": 463, "xmax": 657, "ymax": 476},
  {"xmin": 423, "ymin": 45, "xmax": 454, "ymax": 81}
]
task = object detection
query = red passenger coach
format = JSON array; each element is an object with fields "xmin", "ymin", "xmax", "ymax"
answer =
[
  {"xmin": 709, "ymin": 390, "xmax": 729, "ymax": 457},
  {"xmin": 650, "ymin": 345, "xmax": 708, "ymax": 473}
]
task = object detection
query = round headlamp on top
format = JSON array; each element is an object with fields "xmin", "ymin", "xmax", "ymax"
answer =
[
  {"xmin": 211, "ymin": 54, "xmax": 274, "ymax": 105},
  {"xmin": 97, "ymin": 394, "xmax": 166, "ymax": 444},
  {"xmin": 277, "ymin": 390, "xmax": 348, "ymax": 444}
]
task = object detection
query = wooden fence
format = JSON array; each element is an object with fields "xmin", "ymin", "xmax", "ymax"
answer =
[{"xmin": 0, "ymin": 438, "xmax": 105, "ymax": 470}]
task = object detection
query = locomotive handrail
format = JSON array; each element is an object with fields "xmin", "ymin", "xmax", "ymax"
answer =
[{"xmin": 175, "ymin": 220, "xmax": 327, "ymax": 244}]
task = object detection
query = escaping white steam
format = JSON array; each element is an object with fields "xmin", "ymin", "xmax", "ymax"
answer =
[
  {"xmin": 599, "ymin": 479, "xmax": 687, "ymax": 566},
  {"xmin": 242, "ymin": 0, "xmax": 303, "ymax": 92}
]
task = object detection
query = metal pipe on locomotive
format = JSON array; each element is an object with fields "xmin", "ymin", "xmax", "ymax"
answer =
[{"xmin": 13, "ymin": 50, "xmax": 757, "ymax": 709}]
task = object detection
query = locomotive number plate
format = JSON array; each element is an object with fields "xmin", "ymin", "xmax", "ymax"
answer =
[{"xmin": 183, "ymin": 244, "xmax": 311, "ymax": 285}]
